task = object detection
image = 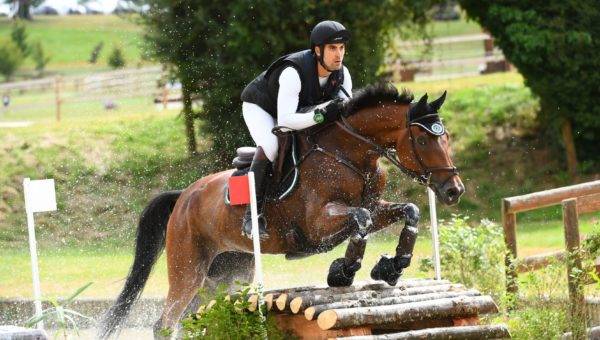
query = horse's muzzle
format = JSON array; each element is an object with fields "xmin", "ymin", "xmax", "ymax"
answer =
[{"xmin": 431, "ymin": 177, "xmax": 465, "ymax": 206}]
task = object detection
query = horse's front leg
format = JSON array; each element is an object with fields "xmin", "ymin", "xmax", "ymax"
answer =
[
  {"xmin": 314, "ymin": 202, "xmax": 373, "ymax": 287},
  {"xmin": 369, "ymin": 200, "xmax": 420, "ymax": 286}
]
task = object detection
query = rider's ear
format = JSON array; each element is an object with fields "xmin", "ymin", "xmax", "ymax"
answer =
[
  {"xmin": 429, "ymin": 91, "xmax": 447, "ymax": 113},
  {"xmin": 314, "ymin": 46, "xmax": 321, "ymax": 57}
]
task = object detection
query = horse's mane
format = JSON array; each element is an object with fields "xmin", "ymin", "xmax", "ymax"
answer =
[{"xmin": 345, "ymin": 83, "xmax": 414, "ymax": 116}]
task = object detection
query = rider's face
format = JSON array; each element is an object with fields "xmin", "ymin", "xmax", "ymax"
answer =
[{"xmin": 316, "ymin": 43, "xmax": 345, "ymax": 72}]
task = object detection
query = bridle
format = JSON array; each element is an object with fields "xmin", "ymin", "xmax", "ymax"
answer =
[
  {"xmin": 334, "ymin": 110, "xmax": 458, "ymax": 187},
  {"xmin": 277, "ymin": 105, "xmax": 459, "ymax": 192}
]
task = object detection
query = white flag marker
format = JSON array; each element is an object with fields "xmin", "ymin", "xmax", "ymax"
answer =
[{"xmin": 23, "ymin": 178, "xmax": 57, "ymax": 329}]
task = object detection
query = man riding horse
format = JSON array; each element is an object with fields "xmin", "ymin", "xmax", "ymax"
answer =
[{"xmin": 240, "ymin": 20, "xmax": 353, "ymax": 239}]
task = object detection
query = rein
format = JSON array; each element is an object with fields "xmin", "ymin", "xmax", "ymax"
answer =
[{"xmin": 274, "ymin": 105, "xmax": 459, "ymax": 197}]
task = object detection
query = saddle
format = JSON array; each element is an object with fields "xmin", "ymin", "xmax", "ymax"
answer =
[{"xmin": 225, "ymin": 131, "xmax": 300, "ymax": 205}]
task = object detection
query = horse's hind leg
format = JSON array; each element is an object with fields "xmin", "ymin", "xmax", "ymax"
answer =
[
  {"xmin": 370, "ymin": 201, "xmax": 420, "ymax": 286},
  {"xmin": 182, "ymin": 251, "xmax": 255, "ymax": 317},
  {"xmin": 154, "ymin": 237, "xmax": 216, "ymax": 339}
]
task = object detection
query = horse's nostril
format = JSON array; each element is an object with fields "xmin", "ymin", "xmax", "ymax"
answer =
[{"xmin": 446, "ymin": 187, "xmax": 458, "ymax": 200}]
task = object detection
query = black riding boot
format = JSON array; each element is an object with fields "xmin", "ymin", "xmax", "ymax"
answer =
[{"xmin": 242, "ymin": 147, "xmax": 271, "ymax": 240}]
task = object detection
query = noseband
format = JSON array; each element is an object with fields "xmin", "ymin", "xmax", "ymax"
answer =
[{"xmin": 336, "ymin": 110, "xmax": 458, "ymax": 187}]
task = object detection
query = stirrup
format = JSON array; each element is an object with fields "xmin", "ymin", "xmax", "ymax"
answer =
[{"xmin": 242, "ymin": 215, "xmax": 268, "ymax": 240}]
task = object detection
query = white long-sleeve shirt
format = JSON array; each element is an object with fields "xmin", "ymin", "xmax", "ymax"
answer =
[{"xmin": 276, "ymin": 66, "xmax": 352, "ymax": 130}]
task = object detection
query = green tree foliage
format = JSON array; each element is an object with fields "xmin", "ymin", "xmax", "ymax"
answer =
[
  {"xmin": 459, "ymin": 1, "xmax": 600, "ymax": 168},
  {"xmin": 139, "ymin": 0, "xmax": 434, "ymax": 163},
  {"xmin": 29, "ymin": 40, "xmax": 50, "ymax": 76},
  {"xmin": 108, "ymin": 45, "xmax": 126, "ymax": 69},
  {"xmin": 0, "ymin": 38, "xmax": 24, "ymax": 81},
  {"xmin": 88, "ymin": 42, "xmax": 104, "ymax": 64},
  {"xmin": 10, "ymin": 19, "xmax": 29, "ymax": 57}
]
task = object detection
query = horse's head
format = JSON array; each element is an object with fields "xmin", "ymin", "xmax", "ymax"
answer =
[
  {"xmin": 338, "ymin": 84, "xmax": 464, "ymax": 205},
  {"xmin": 396, "ymin": 92, "xmax": 465, "ymax": 205}
]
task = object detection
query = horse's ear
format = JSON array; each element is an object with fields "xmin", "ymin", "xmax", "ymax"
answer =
[
  {"xmin": 409, "ymin": 93, "xmax": 428, "ymax": 118},
  {"xmin": 429, "ymin": 91, "xmax": 447, "ymax": 113},
  {"xmin": 416, "ymin": 93, "xmax": 428, "ymax": 110}
]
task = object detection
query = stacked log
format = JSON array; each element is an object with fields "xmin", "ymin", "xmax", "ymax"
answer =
[{"xmin": 257, "ymin": 278, "xmax": 511, "ymax": 339}]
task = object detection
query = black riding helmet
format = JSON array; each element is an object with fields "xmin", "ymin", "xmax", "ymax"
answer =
[{"xmin": 310, "ymin": 20, "xmax": 351, "ymax": 71}]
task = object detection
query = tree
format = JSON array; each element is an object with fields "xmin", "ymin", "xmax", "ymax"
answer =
[
  {"xmin": 10, "ymin": 19, "xmax": 29, "ymax": 57},
  {"xmin": 0, "ymin": 39, "xmax": 24, "ymax": 81},
  {"xmin": 139, "ymin": 0, "xmax": 433, "ymax": 163},
  {"xmin": 29, "ymin": 40, "xmax": 50, "ymax": 76},
  {"xmin": 108, "ymin": 45, "xmax": 126, "ymax": 69},
  {"xmin": 4, "ymin": 0, "xmax": 43, "ymax": 20},
  {"xmin": 459, "ymin": 1, "xmax": 600, "ymax": 175}
]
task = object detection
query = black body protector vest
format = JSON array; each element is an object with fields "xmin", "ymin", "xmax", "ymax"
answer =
[{"xmin": 241, "ymin": 50, "xmax": 345, "ymax": 118}]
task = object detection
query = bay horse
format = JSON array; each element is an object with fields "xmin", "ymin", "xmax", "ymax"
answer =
[{"xmin": 98, "ymin": 83, "xmax": 464, "ymax": 338}]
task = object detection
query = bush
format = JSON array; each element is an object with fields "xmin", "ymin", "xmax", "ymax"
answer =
[
  {"xmin": 29, "ymin": 40, "xmax": 51, "ymax": 77},
  {"xmin": 11, "ymin": 20, "xmax": 29, "ymax": 58},
  {"xmin": 89, "ymin": 42, "xmax": 104, "ymax": 64},
  {"xmin": 178, "ymin": 283, "xmax": 290, "ymax": 340},
  {"xmin": 108, "ymin": 45, "xmax": 126, "ymax": 69},
  {"xmin": 0, "ymin": 39, "xmax": 24, "ymax": 81},
  {"xmin": 419, "ymin": 215, "xmax": 506, "ymax": 296}
]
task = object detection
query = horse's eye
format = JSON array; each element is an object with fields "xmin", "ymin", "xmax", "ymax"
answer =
[{"xmin": 417, "ymin": 136, "xmax": 426, "ymax": 146}]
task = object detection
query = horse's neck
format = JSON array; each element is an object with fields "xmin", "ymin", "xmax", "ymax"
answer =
[{"xmin": 301, "ymin": 123, "xmax": 381, "ymax": 175}]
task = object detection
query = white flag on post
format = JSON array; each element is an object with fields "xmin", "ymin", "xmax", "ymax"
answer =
[
  {"xmin": 24, "ymin": 179, "xmax": 57, "ymax": 213},
  {"xmin": 23, "ymin": 178, "xmax": 57, "ymax": 330}
]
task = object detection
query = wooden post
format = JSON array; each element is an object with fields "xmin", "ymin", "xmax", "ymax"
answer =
[
  {"xmin": 55, "ymin": 76, "xmax": 61, "ymax": 122},
  {"xmin": 562, "ymin": 198, "xmax": 586, "ymax": 337},
  {"xmin": 502, "ymin": 199, "xmax": 518, "ymax": 297}
]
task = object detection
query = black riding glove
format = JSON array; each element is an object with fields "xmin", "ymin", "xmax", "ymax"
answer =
[{"xmin": 315, "ymin": 98, "xmax": 345, "ymax": 123}]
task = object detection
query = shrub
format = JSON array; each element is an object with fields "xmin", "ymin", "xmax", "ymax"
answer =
[
  {"xmin": 29, "ymin": 40, "xmax": 51, "ymax": 77},
  {"xmin": 88, "ymin": 42, "xmax": 104, "ymax": 64},
  {"xmin": 25, "ymin": 282, "xmax": 93, "ymax": 339},
  {"xmin": 0, "ymin": 39, "xmax": 24, "ymax": 81},
  {"xmin": 11, "ymin": 19, "xmax": 29, "ymax": 57},
  {"xmin": 419, "ymin": 215, "xmax": 506, "ymax": 297},
  {"xmin": 178, "ymin": 283, "xmax": 291, "ymax": 340},
  {"xmin": 108, "ymin": 45, "xmax": 126, "ymax": 69}
]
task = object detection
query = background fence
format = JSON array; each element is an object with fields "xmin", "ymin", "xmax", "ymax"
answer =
[
  {"xmin": 0, "ymin": 33, "xmax": 510, "ymax": 123},
  {"xmin": 0, "ymin": 65, "xmax": 181, "ymax": 123}
]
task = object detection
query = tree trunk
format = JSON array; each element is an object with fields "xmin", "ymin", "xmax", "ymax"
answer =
[
  {"xmin": 561, "ymin": 118, "xmax": 578, "ymax": 179},
  {"xmin": 317, "ymin": 295, "xmax": 498, "ymax": 331},
  {"xmin": 304, "ymin": 289, "xmax": 481, "ymax": 321},
  {"xmin": 181, "ymin": 83, "xmax": 197, "ymax": 157},
  {"xmin": 14, "ymin": 0, "xmax": 33, "ymax": 20}
]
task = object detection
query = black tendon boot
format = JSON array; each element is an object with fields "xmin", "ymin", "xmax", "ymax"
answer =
[{"xmin": 242, "ymin": 147, "xmax": 271, "ymax": 240}]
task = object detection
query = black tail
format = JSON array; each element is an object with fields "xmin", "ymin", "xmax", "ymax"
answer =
[{"xmin": 98, "ymin": 190, "xmax": 182, "ymax": 339}]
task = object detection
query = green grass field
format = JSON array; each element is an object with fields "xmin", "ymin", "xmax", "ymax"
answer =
[{"xmin": 0, "ymin": 15, "xmax": 145, "ymax": 77}]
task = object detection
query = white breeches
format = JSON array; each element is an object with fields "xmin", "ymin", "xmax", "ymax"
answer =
[{"xmin": 242, "ymin": 102, "xmax": 278, "ymax": 162}]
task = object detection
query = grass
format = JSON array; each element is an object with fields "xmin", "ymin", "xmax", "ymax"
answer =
[
  {"xmin": 1, "ymin": 214, "xmax": 597, "ymax": 298},
  {"xmin": 0, "ymin": 15, "xmax": 145, "ymax": 77}
]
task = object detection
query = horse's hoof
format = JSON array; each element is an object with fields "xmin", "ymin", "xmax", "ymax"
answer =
[
  {"xmin": 327, "ymin": 258, "xmax": 360, "ymax": 287},
  {"xmin": 370, "ymin": 254, "xmax": 403, "ymax": 286}
]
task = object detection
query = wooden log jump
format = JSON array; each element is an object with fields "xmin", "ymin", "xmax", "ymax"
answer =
[{"xmin": 258, "ymin": 279, "xmax": 510, "ymax": 339}]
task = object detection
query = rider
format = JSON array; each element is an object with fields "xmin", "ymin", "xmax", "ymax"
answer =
[{"xmin": 240, "ymin": 20, "xmax": 353, "ymax": 239}]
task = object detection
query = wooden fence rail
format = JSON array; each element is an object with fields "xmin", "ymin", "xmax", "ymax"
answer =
[{"xmin": 502, "ymin": 180, "xmax": 600, "ymax": 294}]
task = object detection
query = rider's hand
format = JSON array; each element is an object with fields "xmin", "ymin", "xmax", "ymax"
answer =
[{"xmin": 320, "ymin": 98, "xmax": 346, "ymax": 123}]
